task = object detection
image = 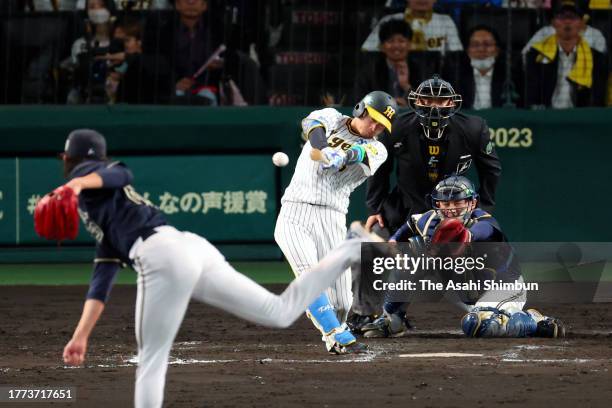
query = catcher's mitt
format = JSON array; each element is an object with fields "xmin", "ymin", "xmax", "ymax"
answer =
[{"xmin": 34, "ymin": 185, "xmax": 79, "ymax": 241}]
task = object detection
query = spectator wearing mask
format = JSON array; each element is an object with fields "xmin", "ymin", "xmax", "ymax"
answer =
[
  {"xmin": 361, "ymin": 0, "xmax": 463, "ymax": 54},
  {"xmin": 524, "ymin": 0, "xmax": 608, "ymax": 108},
  {"xmin": 355, "ymin": 20, "xmax": 422, "ymax": 107},
  {"xmin": 67, "ymin": 0, "xmax": 120, "ymax": 103},
  {"xmin": 447, "ymin": 25, "xmax": 522, "ymax": 109}
]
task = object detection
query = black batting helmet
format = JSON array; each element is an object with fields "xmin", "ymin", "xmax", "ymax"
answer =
[
  {"xmin": 408, "ymin": 75, "xmax": 462, "ymax": 141},
  {"xmin": 353, "ymin": 90, "xmax": 398, "ymax": 133}
]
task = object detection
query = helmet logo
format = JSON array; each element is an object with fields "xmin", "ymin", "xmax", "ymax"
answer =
[
  {"xmin": 383, "ymin": 106, "xmax": 396, "ymax": 120},
  {"xmin": 432, "ymin": 121, "xmax": 438, "ymax": 127}
]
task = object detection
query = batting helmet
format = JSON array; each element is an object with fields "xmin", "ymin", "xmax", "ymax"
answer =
[
  {"xmin": 430, "ymin": 175, "xmax": 478, "ymax": 221},
  {"xmin": 408, "ymin": 75, "xmax": 462, "ymax": 141},
  {"xmin": 353, "ymin": 90, "xmax": 398, "ymax": 133}
]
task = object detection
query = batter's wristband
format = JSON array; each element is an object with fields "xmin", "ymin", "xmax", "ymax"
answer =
[{"xmin": 346, "ymin": 145, "xmax": 366, "ymax": 164}]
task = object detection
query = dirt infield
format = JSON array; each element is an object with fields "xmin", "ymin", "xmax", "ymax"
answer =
[{"xmin": 1, "ymin": 285, "xmax": 612, "ymax": 407}]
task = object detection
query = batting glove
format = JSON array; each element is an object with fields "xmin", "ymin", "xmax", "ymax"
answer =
[{"xmin": 321, "ymin": 147, "xmax": 347, "ymax": 170}]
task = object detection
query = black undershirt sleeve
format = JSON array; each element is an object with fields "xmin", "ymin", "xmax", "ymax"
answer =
[{"xmin": 308, "ymin": 126, "xmax": 328, "ymax": 150}]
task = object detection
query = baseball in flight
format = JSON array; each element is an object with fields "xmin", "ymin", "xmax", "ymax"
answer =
[{"xmin": 272, "ymin": 151, "xmax": 289, "ymax": 167}]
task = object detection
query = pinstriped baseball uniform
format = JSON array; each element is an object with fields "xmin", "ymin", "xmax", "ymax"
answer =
[{"xmin": 275, "ymin": 108, "xmax": 387, "ymax": 349}]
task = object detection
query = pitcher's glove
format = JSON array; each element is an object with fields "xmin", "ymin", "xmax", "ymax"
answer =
[{"xmin": 34, "ymin": 185, "xmax": 79, "ymax": 241}]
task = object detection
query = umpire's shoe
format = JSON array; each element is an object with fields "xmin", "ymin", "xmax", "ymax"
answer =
[
  {"xmin": 329, "ymin": 341, "xmax": 369, "ymax": 355},
  {"xmin": 362, "ymin": 312, "xmax": 414, "ymax": 338},
  {"xmin": 347, "ymin": 313, "xmax": 379, "ymax": 335}
]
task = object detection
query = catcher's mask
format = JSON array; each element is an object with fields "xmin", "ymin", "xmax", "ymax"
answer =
[
  {"xmin": 353, "ymin": 90, "xmax": 398, "ymax": 133},
  {"xmin": 64, "ymin": 129, "xmax": 107, "ymax": 160},
  {"xmin": 408, "ymin": 75, "xmax": 462, "ymax": 141},
  {"xmin": 430, "ymin": 175, "xmax": 477, "ymax": 223}
]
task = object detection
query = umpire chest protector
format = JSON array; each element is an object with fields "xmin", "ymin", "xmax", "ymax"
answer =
[{"xmin": 370, "ymin": 110, "xmax": 501, "ymax": 216}]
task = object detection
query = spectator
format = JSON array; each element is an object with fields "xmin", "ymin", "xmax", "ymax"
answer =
[
  {"xmin": 75, "ymin": 0, "xmax": 171, "ymax": 9},
  {"xmin": 361, "ymin": 0, "xmax": 463, "ymax": 54},
  {"xmin": 524, "ymin": 0, "xmax": 608, "ymax": 108},
  {"xmin": 143, "ymin": 0, "xmax": 223, "ymax": 104},
  {"xmin": 355, "ymin": 20, "xmax": 422, "ymax": 107},
  {"xmin": 446, "ymin": 25, "xmax": 522, "ymax": 109},
  {"xmin": 30, "ymin": 1, "xmax": 78, "ymax": 10},
  {"xmin": 144, "ymin": 0, "xmax": 265, "ymax": 105},
  {"xmin": 110, "ymin": 18, "xmax": 161, "ymax": 103},
  {"xmin": 522, "ymin": 0, "xmax": 607, "ymax": 55},
  {"xmin": 66, "ymin": 0, "xmax": 119, "ymax": 103}
]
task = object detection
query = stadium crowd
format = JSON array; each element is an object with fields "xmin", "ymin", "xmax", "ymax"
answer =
[{"xmin": 0, "ymin": 0, "xmax": 610, "ymax": 107}]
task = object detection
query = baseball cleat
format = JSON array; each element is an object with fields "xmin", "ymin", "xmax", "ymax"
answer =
[
  {"xmin": 329, "ymin": 341, "xmax": 369, "ymax": 355},
  {"xmin": 362, "ymin": 313, "xmax": 414, "ymax": 338},
  {"xmin": 347, "ymin": 313, "xmax": 378, "ymax": 334},
  {"xmin": 347, "ymin": 221, "xmax": 385, "ymax": 242},
  {"xmin": 536, "ymin": 318, "xmax": 566, "ymax": 338},
  {"xmin": 527, "ymin": 309, "xmax": 566, "ymax": 338}
]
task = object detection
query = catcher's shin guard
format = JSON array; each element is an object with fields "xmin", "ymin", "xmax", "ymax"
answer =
[{"xmin": 461, "ymin": 308, "xmax": 538, "ymax": 338}]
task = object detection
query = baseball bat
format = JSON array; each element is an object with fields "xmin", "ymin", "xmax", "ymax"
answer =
[{"xmin": 310, "ymin": 148, "xmax": 330, "ymax": 165}]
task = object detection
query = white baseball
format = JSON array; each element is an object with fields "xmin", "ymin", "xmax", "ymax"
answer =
[{"xmin": 272, "ymin": 152, "xmax": 289, "ymax": 167}]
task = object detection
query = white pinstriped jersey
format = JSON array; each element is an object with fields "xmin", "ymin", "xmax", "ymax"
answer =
[
  {"xmin": 361, "ymin": 12, "xmax": 463, "ymax": 53},
  {"xmin": 281, "ymin": 108, "xmax": 388, "ymax": 214}
]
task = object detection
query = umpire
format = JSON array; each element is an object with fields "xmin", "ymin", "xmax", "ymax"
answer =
[
  {"xmin": 365, "ymin": 74, "xmax": 502, "ymax": 234},
  {"xmin": 349, "ymin": 75, "xmax": 502, "ymax": 331}
]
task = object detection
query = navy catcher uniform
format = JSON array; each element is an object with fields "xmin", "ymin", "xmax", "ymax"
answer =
[{"xmin": 362, "ymin": 176, "xmax": 566, "ymax": 338}]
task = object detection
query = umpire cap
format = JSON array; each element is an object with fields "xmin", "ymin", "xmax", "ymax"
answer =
[{"xmin": 64, "ymin": 129, "xmax": 107, "ymax": 160}]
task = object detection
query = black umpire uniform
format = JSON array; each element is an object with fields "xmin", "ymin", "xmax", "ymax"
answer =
[
  {"xmin": 366, "ymin": 110, "xmax": 502, "ymax": 233},
  {"xmin": 349, "ymin": 76, "xmax": 502, "ymax": 328}
]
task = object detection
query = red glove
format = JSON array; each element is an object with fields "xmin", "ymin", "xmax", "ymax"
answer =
[
  {"xmin": 34, "ymin": 186, "xmax": 79, "ymax": 241},
  {"xmin": 431, "ymin": 218, "xmax": 471, "ymax": 244}
]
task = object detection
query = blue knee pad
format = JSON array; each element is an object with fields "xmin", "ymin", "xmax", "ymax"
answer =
[
  {"xmin": 462, "ymin": 308, "xmax": 538, "ymax": 338},
  {"xmin": 307, "ymin": 293, "xmax": 356, "ymax": 345}
]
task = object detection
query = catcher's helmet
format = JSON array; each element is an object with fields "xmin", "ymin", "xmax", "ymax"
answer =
[
  {"xmin": 353, "ymin": 90, "xmax": 398, "ymax": 133},
  {"xmin": 408, "ymin": 75, "xmax": 462, "ymax": 141},
  {"xmin": 430, "ymin": 175, "xmax": 477, "ymax": 221},
  {"xmin": 64, "ymin": 129, "xmax": 107, "ymax": 160}
]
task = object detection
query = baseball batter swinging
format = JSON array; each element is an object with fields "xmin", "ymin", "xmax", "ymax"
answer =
[
  {"xmin": 53, "ymin": 129, "xmax": 378, "ymax": 408},
  {"xmin": 275, "ymin": 91, "xmax": 398, "ymax": 354}
]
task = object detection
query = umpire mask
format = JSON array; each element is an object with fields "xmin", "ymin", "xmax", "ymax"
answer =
[{"xmin": 408, "ymin": 75, "xmax": 462, "ymax": 141}]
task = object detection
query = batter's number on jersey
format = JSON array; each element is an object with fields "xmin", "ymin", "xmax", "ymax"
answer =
[{"xmin": 327, "ymin": 136, "xmax": 352, "ymax": 151}]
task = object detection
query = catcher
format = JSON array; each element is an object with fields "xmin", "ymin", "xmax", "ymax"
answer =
[
  {"xmin": 361, "ymin": 175, "xmax": 566, "ymax": 338},
  {"xmin": 35, "ymin": 129, "xmax": 378, "ymax": 408}
]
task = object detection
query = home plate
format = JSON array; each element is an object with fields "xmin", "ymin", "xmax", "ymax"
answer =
[{"xmin": 399, "ymin": 352, "xmax": 484, "ymax": 358}]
